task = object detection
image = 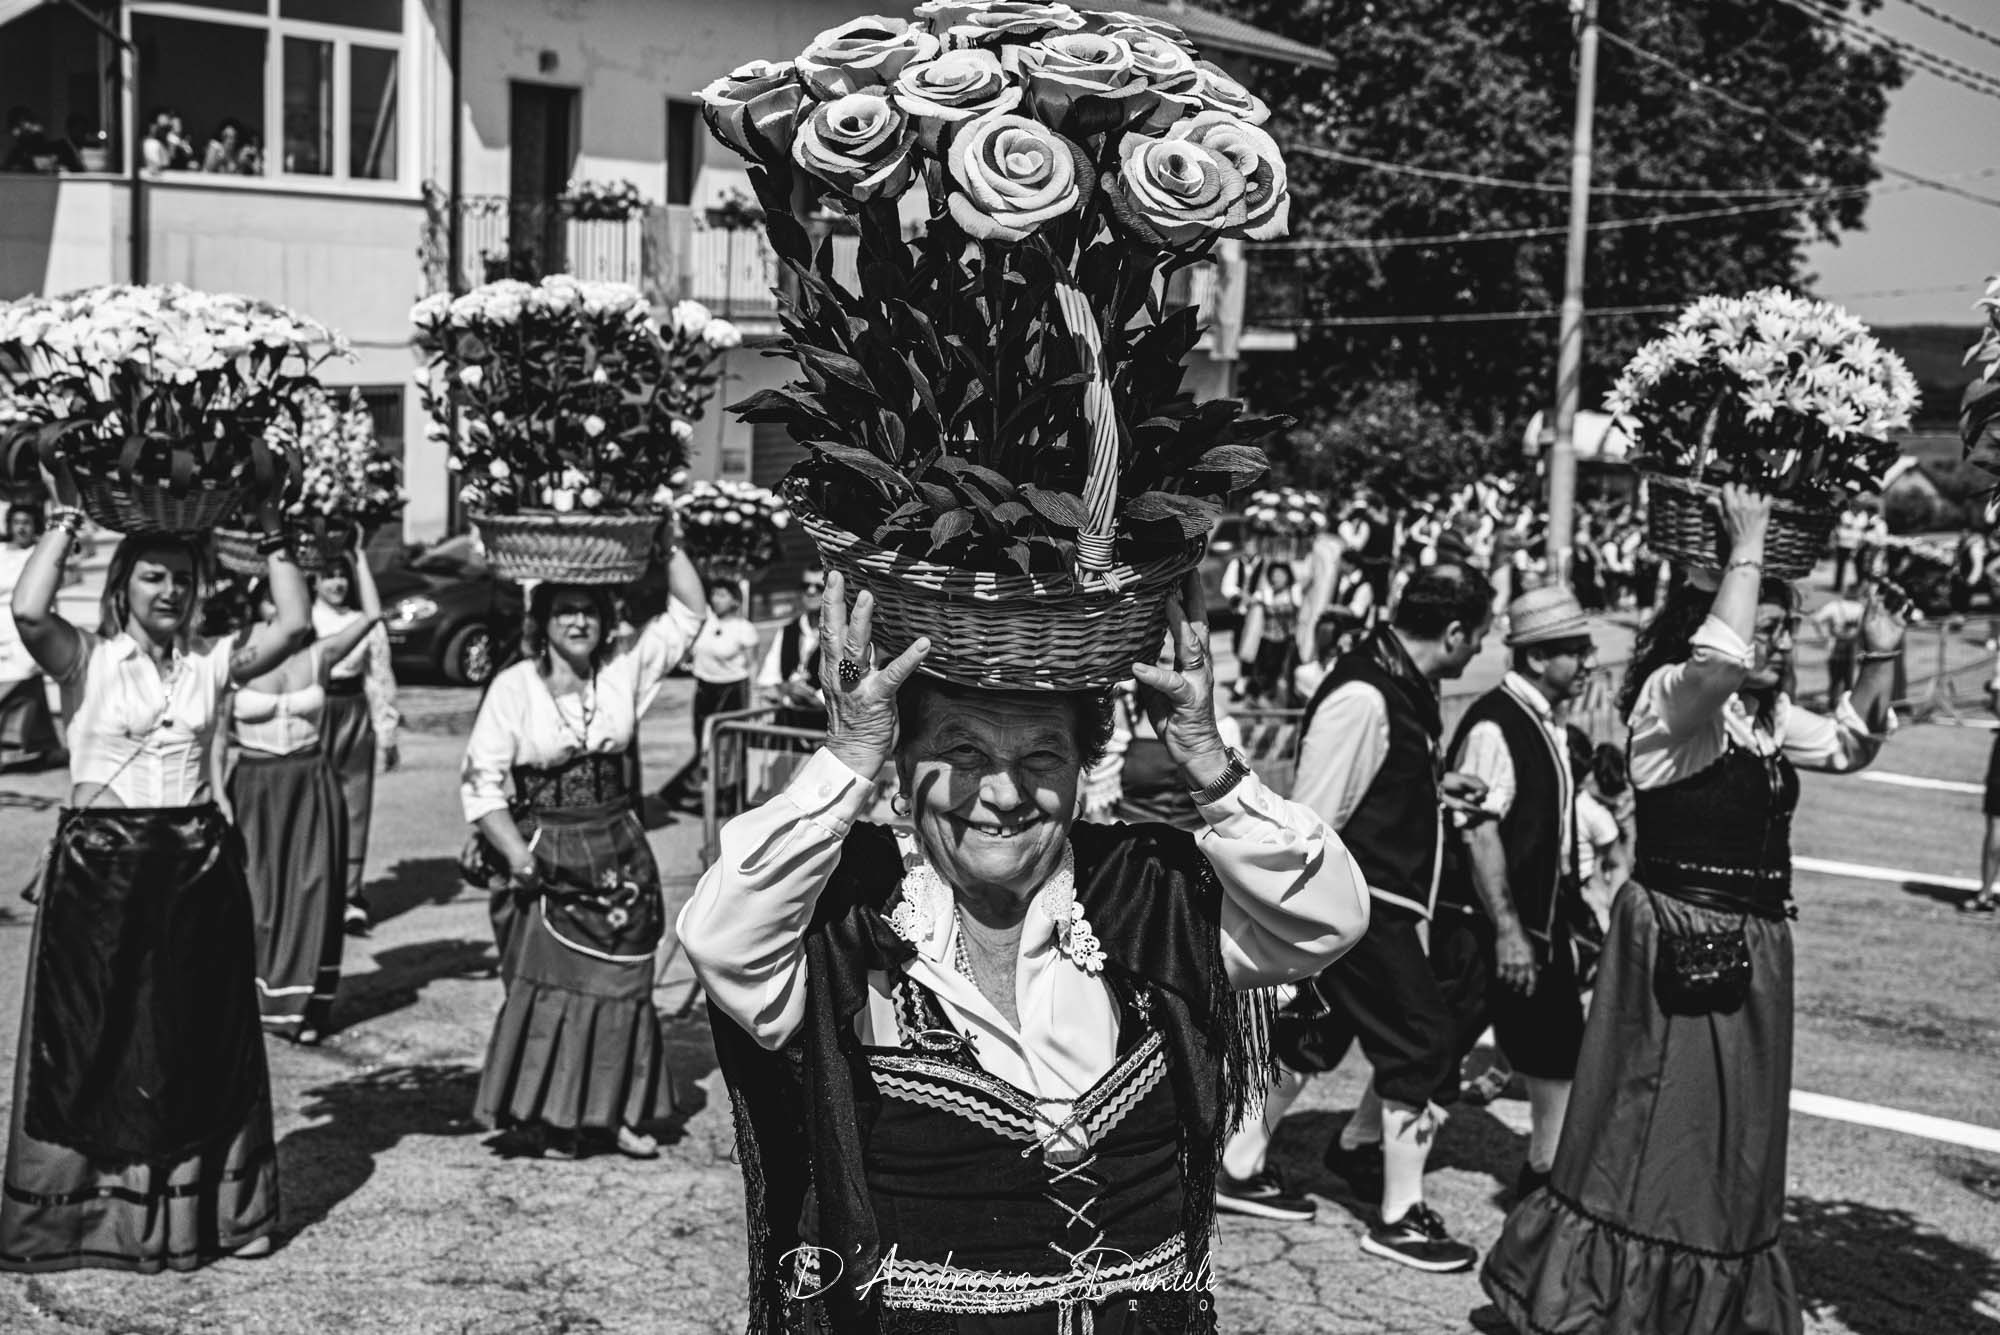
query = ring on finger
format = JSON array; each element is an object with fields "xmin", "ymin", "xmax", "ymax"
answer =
[{"xmin": 838, "ymin": 657, "xmax": 864, "ymax": 689}]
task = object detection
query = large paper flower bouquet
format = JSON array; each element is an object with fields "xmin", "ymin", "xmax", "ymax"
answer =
[
  {"xmin": 680, "ymin": 479, "xmax": 791, "ymax": 583},
  {"xmin": 1962, "ymin": 273, "xmax": 2000, "ymax": 491},
  {"xmin": 0, "ymin": 283, "xmax": 347, "ymax": 534},
  {"xmin": 1607, "ymin": 289, "xmax": 1916, "ymax": 579},
  {"xmin": 700, "ymin": 2, "xmax": 1288, "ymax": 688},
  {"xmin": 213, "ymin": 388, "xmax": 405, "ymax": 574},
  {"xmin": 1243, "ymin": 485, "xmax": 1326, "ymax": 559},
  {"xmin": 412, "ymin": 277, "xmax": 741, "ymax": 583}
]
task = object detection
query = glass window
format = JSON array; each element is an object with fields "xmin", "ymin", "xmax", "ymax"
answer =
[
  {"xmin": 282, "ymin": 35, "xmax": 333, "ymax": 176},
  {"xmin": 176, "ymin": 0, "xmax": 266, "ymax": 13},
  {"xmin": 349, "ymin": 45, "xmax": 398, "ymax": 180},
  {"xmin": 281, "ymin": 0, "xmax": 402, "ymax": 31},
  {"xmin": 134, "ymin": 14, "xmax": 266, "ymax": 174}
]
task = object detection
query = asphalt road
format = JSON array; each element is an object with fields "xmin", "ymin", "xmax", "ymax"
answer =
[{"xmin": 0, "ymin": 632, "xmax": 1995, "ymax": 1333}]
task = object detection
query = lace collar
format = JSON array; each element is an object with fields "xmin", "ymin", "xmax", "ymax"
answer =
[{"xmin": 886, "ymin": 830, "xmax": 1104, "ymax": 976}]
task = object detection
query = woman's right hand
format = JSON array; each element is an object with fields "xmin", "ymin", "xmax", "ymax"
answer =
[
  {"xmin": 1717, "ymin": 483, "xmax": 1773, "ymax": 559},
  {"xmin": 819, "ymin": 571, "xmax": 930, "ymax": 779}
]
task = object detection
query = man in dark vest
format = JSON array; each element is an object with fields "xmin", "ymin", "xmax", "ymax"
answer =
[
  {"xmin": 748, "ymin": 566, "xmax": 826, "ymax": 799},
  {"xmin": 1217, "ymin": 564, "xmax": 1493, "ymax": 1273},
  {"xmin": 1433, "ymin": 585, "xmax": 1595, "ymax": 1204}
]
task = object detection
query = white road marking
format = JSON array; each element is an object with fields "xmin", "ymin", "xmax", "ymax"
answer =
[
  {"xmin": 1931, "ymin": 716, "xmax": 1999, "ymax": 730},
  {"xmin": 1790, "ymin": 1093, "xmax": 2000, "ymax": 1155},
  {"xmin": 1857, "ymin": 771, "xmax": 1983, "ymax": 796},
  {"xmin": 1793, "ymin": 856, "xmax": 1980, "ymax": 892}
]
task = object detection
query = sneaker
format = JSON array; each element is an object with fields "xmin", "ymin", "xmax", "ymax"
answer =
[
  {"xmin": 344, "ymin": 903, "xmax": 372, "ymax": 937},
  {"xmin": 1215, "ymin": 1166, "xmax": 1316, "ymax": 1222},
  {"xmin": 1322, "ymin": 1139, "xmax": 1384, "ymax": 1203},
  {"xmin": 1362, "ymin": 1203, "xmax": 1479, "ymax": 1273}
]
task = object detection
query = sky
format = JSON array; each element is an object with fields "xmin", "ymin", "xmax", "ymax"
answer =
[{"xmin": 1797, "ymin": 0, "xmax": 1999, "ymax": 331}]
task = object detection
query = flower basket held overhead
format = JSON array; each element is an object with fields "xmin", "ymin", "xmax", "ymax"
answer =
[
  {"xmin": 1608, "ymin": 289, "xmax": 1917, "ymax": 581},
  {"xmin": 412, "ymin": 277, "xmax": 741, "ymax": 584},
  {"xmin": 699, "ymin": 1, "xmax": 1289, "ymax": 690},
  {"xmin": 1242, "ymin": 486, "xmax": 1327, "ymax": 561},
  {"xmin": 679, "ymin": 479, "xmax": 791, "ymax": 584},
  {"xmin": 213, "ymin": 388, "xmax": 406, "ymax": 575},
  {"xmin": 0, "ymin": 284, "xmax": 347, "ymax": 535}
]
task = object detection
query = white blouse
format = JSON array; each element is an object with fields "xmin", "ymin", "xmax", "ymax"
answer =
[
  {"xmin": 680, "ymin": 748, "xmax": 1371, "ymax": 1128},
  {"xmin": 60, "ymin": 630, "xmax": 238, "ymax": 806},
  {"xmin": 231, "ymin": 644, "xmax": 327, "ymax": 757},
  {"xmin": 1628, "ymin": 615, "xmax": 1879, "ymax": 790},
  {"xmin": 313, "ymin": 602, "xmax": 400, "ymax": 747},
  {"xmin": 459, "ymin": 599, "xmax": 703, "ymax": 822}
]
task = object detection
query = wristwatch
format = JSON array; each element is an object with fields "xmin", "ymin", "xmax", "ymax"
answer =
[{"xmin": 1187, "ymin": 748, "xmax": 1251, "ymax": 805}]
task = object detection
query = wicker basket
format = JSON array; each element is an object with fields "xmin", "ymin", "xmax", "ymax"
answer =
[
  {"xmin": 211, "ymin": 524, "xmax": 352, "ymax": 576},
  {"xmin": 796, "ymin": 501, "xmax": 1202, "ymax": 692},
  {"xmin": 471, "ymin": 509, "xmax": 662, "ymax": 584},
  {"xmin": 1643, "ymin": 472, "xmax": 1837, "ymax": 582},
  {"xmin": 79, "ymin": 478, "xmax": 246, "ymax": 536}
]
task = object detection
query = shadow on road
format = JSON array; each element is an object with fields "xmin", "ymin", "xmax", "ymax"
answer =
[
  {"xmin": 333, "ymin": 936, "xmax": 496, "ymax": 1034},
  {"xmin": 1789, "ymin": 1195, "xmax": 2000, "ymax": 1334},
  {"xmin": 362, "ymin": 855, "xmax": 468, "ymax": 929},
  {"xmin": 1272, "ymin": 1105, "xmax": 1527, "ymax": 1223},
  {"xmin": 274, "ymin": 1063, "xmax": 483, "ymax": 1248}
]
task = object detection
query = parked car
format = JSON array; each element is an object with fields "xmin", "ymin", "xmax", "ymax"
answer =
[{"xmin": 378, "ymin": 535, "xmax": 523, "ymax": 686}]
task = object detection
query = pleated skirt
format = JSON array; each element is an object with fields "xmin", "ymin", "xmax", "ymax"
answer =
[
  {"xmin": 1481, "ymin": 880, "xmax": 1801, "ymax": 1335},
  {"xmin": 230, "ymin": 748, "xmax": 348, "ymax": 1034},
  {"xmin": 0, "ymin": 806, "xmax": 279, "ymax": 1273},
  {"xmin": 319, "ymin": 682, "xmax": 376, "ymax": 905},
  {"xmin": 474, "ymin": 803, "xmax": 670, "ymax": 1132}
]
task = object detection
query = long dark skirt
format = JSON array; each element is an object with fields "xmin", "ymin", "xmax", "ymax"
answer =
[
  {"xmin": 1481, "ymin": 881, "xmax": 1801, "ymax": 1335},
  {"xmin": 0, "ymin": 675, "xmax": 59, "ymax": 764},
  {"xmin": 320, "ymin": 681, "xmax": 377, "ymax": 907},
  {"xmin": 230, "ymin": 748, "xmax": 348, "ymax": 1035},
  {"xmin": 0, "ymin": 805, "xmax": 279, "ymax": 1272},
  {"xmin": 474, "ymin": 801, "xmax": 670, "ymax": 1132}
]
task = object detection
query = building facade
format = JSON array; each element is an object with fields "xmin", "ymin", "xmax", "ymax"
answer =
[{"xmin": 1, "ymin": 0, "xmax": 1315, "ymax": 550}]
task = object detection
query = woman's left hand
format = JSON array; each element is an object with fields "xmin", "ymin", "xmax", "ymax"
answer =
[
  {"xmin": 1860, "ymin": 584, "xmax": 1907, "ymax": 654},
  {"xmin": 1132, "ymin": 573, "xmax": 1232, "ymax": 789}
]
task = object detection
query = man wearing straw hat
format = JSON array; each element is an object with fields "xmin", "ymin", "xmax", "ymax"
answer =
[{"xmin": 1433, "ymin": 585, "xmax": 1596, "ymax": 1202}]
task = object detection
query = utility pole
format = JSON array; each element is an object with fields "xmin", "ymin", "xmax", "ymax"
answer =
[{"xmin": 1545, "ymin": 0, "xmax": 1599, "ymax": 580}]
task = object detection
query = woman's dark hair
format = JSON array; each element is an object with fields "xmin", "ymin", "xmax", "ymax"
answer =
[
  {"xmin": 1591, "ymin": 741, "xmax": 1629, "ymax": 798},
  {"xmin": 1394, "ymin": 563, "xmax": 1493, "ymax": 639},
  {"xmin": 706, "ymin": 578, "xmax": 741, "ymax": 606},
  {"xmin": 1564, "ymin": 723, "xmax": 1594, "ymax": 777},
  {"xmin": 1618, "ymin": 571, "xmax": 1799, "ymax": 717},
  {"xmin": 896, "ymin": 677, "xmax": 1117, "ymax": 770},
  {"xmin": 98, "ymin": 534, "xmax": 208, "ymax": 641},
  {"xmin": 313, "ymin": 557, "xmax": 357, "ymax": 609},
  {"xmin": 6, "ymin": 502, "xmax": 44, "ymax": 538},
  {"xmin": 522, "ymin": 582, "xmax": 617, "ymax": 672}
]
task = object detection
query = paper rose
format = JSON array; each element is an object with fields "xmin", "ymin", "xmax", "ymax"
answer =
[
  {"xmin": 1111, "ymin": 28, "xmax": 1200, "ymax": 131},
  {"xmin": 698, "ymin": 60, "xmax": 807, "ymax": 162},
  {"xmin": 1187, "ymin": 60, "xmax": 1270, "ymax": 126},
  {"xmin": 918, "ymin": 0, "xmax": 1085, "ymax": 48},
  {"xmin": 1103, "ymin": 133, "xmax": 1246, "ymax": 245},
  {"xmin": 792, "ymin": 92, "xmax": 919, "ymax": 201},
  {"xmin": 892, "ymin": 49, "xmax": 1025, "ymax": 152},
  {"xmin": 1007, "ymin": 32, "xmax": 1151, "ymax": 128},
  {"xmin": 798, "ymin": 16, "xmax": 940, "ymax": 99},
  {"xmin": 1081, "ymin": 9, "xmax": 1196, "ymax": 51},
  {"xmin": 946, "ymin": 113, "xmax": 1092, "ymax": 241},
  {"xmin": 1167, "ymin": 112, "xmax": 1289, "ymax": 240}
]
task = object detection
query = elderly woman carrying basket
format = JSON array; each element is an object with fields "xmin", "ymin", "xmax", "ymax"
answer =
[{"xmin": 682, "ymin": 571, "xmax": 1370, "ymax": 1331}]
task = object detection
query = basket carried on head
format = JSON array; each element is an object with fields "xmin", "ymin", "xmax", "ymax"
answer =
[
  {"xmin": 211, "ymin": 523, "xmax": 353, "ymax": 576},
  {"xmin": 79, "ymin": 477, "xmax": 245, "ymax": 536},
  {"xmin": 471, "ymin": 509, "xmax": 661, "ymax": 584},
  {"xmin": 796, "ymin": 500, "xmax": 1202, "ymax": 693},
  {"xmin": 1642, "ymin": 471, "xmax": 1836, "ymax": 583}
]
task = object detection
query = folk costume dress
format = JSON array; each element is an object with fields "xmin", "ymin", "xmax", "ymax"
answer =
[
  {"xmin": 228, "ymin": 643, "xmax": 348, "ymax": 1036},
  {"xmin": 313, "ymin": 601, "xmax": 399, "ymax": 914},
  {"xmin": 461, "ymin": 598, "xmax": 702, "ymax": 1134},
  {"xmin": 681, "ymin": 749, "xmax": 1371, "ymax": 1334},
  {"xmin": 1, "ymin": 631, "xmax": 277, "ymax": 1272},
  {"xmin": 1482, "ymin": 618, "xmax": 1879, "ymax": 1335}
]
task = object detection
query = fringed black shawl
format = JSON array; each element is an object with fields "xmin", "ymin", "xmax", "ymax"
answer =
[{"xmin": 708, "ymin": 819, "xmax": 1278, "ymax": 1335}]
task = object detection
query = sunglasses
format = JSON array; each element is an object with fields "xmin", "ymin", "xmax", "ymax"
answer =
[{"xmin": 802, "ymin": 580, "xmax": 826, "ymax": 593}]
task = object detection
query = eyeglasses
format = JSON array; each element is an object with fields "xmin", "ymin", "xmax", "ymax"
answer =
[{"xmin": 802, "ymin": 580, "xmax": 826, "ymax": 592}]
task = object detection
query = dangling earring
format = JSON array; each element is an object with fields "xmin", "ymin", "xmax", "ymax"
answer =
[{"xmin": 890, "ymin": 792, "xmax": 912, "ymax": 818}]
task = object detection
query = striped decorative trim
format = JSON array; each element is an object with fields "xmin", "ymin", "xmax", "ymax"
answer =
[
  {"xmin": 876, "ymin": 1233, "xmax": 1189, "ymax": 1314},
  {"xmin": 871, "ymin": 1063, "xmax": 1042, "ymax": 1142}
]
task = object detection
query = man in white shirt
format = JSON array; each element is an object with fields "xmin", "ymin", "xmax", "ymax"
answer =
[{"xmin": 1217, "ymin": 564, "xmax": 1493, "ymax": 1274}]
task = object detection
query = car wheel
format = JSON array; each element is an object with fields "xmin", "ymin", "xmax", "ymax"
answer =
[{"xmin": 443, "ymin": 623, "xmax": 498, "ymax": 686}]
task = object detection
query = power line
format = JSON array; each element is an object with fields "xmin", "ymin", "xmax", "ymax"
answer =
[
  {"xmin": 1286, "ymin": 143, "xmax": 1932, "ymax": 199},
  {"xmin": 1599, "ymin": 26, "xmax": 2000, "ymax": 210},
  {"xmin": 1275, "ymin": 193, "xmax": 1870, "ymax": 250},
  {"xmin": 1890, "ymin": 0, "xmax": 2000, "ymax": 54},
  {"xmin": 1285, "ymin": 283, "xmax": 1980, "ymax": 329},
  {"xmin": 1768, "ymin": 0, "xmax": 2000, "ymax": 100}
]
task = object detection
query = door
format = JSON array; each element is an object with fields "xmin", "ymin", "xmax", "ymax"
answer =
[{"xmin": 507, "ymin": 82, "xmax": 577, "ymax": 279}]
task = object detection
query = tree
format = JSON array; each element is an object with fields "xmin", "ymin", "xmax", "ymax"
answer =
[
  {"xmin": 1226, "ymin": 0, "xmax": 1905, "ymax": 452},
  {"xmin": 1270, "ymin": 379, "xmax": 1503, "ymax": 503}
]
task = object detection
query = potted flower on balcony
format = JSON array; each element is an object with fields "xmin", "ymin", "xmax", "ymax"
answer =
[
  {"xmin": 698, "ymin": 5, "xmax": 1288, "ymax": 688},
  {"xmin": 212, "ymin": 388, "xmax": 406, "ymax": 574},
  {"xmin": 0, "ymin": 284, "xmax": 347, "ymax": 534},
  {"xmin": 678, "ymin": 478, "xmax": 791, "ymax": 583},
  {"xmin": 562, "ymin": 178, "xmax": 647, "ymax": 223},
  {"xmin": 1608, "ymin": 289, "xmax": 1917, "ymax": 580},
  {"xmin": 413, "ymin": 276, "xmax": 742, "ymax": 583},
  {"xmin": 703, "ymin": 189, "xmax": 768, "ymax": 231}
]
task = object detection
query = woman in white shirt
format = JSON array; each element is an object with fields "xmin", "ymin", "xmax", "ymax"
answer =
[
  {"xmin": 461, "ymin": 543, "xmax": 704, "ymax": 1160},
  {"xmin": 2, "ymin": 473, "xmax": 312, "ymax": 1274},
  {"xmin": 311, "ymin": 557, "xmax": 401, "ymax": 935},
  {"xmin": 228, "ymin": 550, "xmax": 385, "ymax": 1045},
  {"xmin": 1483, "ymin": 489, "xmax": 1903, "ymax": 1335}
]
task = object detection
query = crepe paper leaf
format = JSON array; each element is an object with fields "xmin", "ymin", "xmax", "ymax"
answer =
[
  {"xmin": 1019, "ymin": 484, "xmax": 1091, "ymax": 530},
  {"xmin": 1004, "ymin": 539, "xmax": 1033, "ymax": 574},
  {"xmin": 929, "ymin": 508, "xmax": 974, "ymax": 547},
  {"xmin": 936, "ymin": 454, "xmax": 1020, "ymax": 501},
  {"xmin": 812, "ymin": 441, "xmax": 914, "ymax": 496},
  {"xmin": 991, "ymin": 500, "xmax": 1032, "ymax": 529},
  {"xmin": 1124, "ymin": 489, "xmax": 1220, "ymax": 538},
  {"xmin": 795, "ymin": 345, "xmax": 879, "ymax": 403}
]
